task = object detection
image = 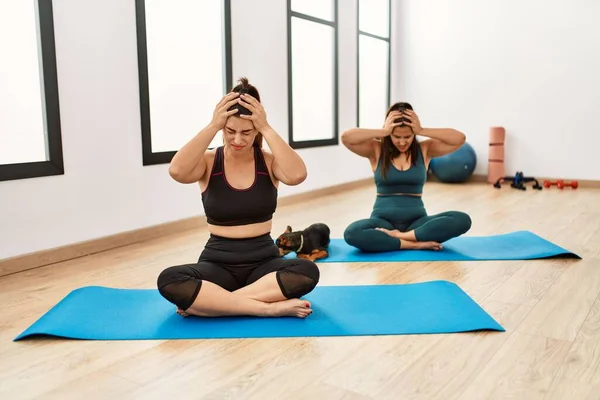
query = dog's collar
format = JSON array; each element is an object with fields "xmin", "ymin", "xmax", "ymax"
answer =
[{"xmin": 296, "ymin": 235, "xmax": 304, "ymax": 253}]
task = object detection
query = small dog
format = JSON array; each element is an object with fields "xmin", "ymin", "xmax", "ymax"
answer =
[{"xmin": 276, "ymin": 223, "xmax": 331, "ymax": 261}]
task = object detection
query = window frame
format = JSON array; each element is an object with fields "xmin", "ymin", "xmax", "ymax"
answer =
[
  {"xmin": 135, "ymin": 0, "xmax": 233, "ymax": 166},
  {"xmin": 356, "ymin": 0, "xmax": 392, "ymax": 127},
  {"xmin": 0, "ymin": 0, "xmax": 64, "ymax": 182},
  {"xmin": 286, "ymin": 0, "xmax": 339, "ymax": 149}
]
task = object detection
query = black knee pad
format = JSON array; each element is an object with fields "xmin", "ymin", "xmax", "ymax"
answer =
[
  {"xmin": 294, "ymin": 258, "xmax": 320, "ymax": 282},
  {"xmin": 157, "ymin": 265, "xmax": 179, "ymax": 289},
  {"xmin": 156, "ymin": 266, "xmax": 202, "ymax": 310},
  {"xmin": 277, "ymin": 259, "xmax": 320, "ymax": 299}
]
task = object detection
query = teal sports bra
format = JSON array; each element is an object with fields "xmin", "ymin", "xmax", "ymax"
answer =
[{"xmin": 374, "ymin": 144, "xmax": 427, "ymax": 195}]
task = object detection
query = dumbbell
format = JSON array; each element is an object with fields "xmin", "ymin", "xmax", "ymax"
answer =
[
  {"xmin": 543, "ymin": 179, "xmax": 578, "ymax": 189},
  {"xmin": 561, "ymin": 180, "xmax": 578, "ymax": 189}
]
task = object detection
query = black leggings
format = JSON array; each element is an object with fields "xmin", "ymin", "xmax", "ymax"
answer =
[{"xmin": 156, "ymin": 233, "xmax": 320, "ymax": 310}]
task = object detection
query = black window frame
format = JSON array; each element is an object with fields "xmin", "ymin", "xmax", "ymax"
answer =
[
  {"xmin": 356, "ymin": 0, "xmax": 392, "ymax": 127},
  {"xmin": 286, "ymin": 0, "xmax": 339, "ymax": 149},
  {"xmin": 0, "ymin": 0, "xmax": 64, "ymax": 182},
  {"xmin": 135, "ymin": 0, "xmax": 233, "ymax": 166}
]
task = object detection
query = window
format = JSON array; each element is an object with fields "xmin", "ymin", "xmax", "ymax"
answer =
[
  {"xmin": 0, "ymin": 0, "xmax": 64, "ymax": 182},
  {"xmin": 287, "ymin": 0, "xmax": 338, "ymax": 149},
  {"xmin": 357, "ymin": 0, "xmax": 391, "ymax": 129},
  {"xmin": 135, "ymin": 0, "xmax": 232, "ymax": 166}
]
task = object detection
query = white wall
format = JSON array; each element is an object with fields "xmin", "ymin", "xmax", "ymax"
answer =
[
  {"xmin": 0, "ymin": 0, "xmax": 370, "ymax": 260},
  {"xmin": 230, "ymin": 0, "xmax": 367, "ymax": 198},
  {"xmin": 393, "ymin": 0, "xmax": 600, "ymax": 180}
]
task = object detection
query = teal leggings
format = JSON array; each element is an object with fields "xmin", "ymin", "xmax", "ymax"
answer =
[{"xmin": 344, "ymin": 195, "xmax": 472, "ymax": 252}]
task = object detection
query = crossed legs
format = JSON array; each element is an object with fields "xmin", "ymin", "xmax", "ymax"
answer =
[
  {"xmin": 157, "ymin": 258, "xmax": 320, "ymax": 319},
  {"xmin": 344, "ymin": 211, "xmax": 472, "ymax": 252},
  {"xmin": 405, "ymin": 211, "xmax": 472, "ymax": 242}
]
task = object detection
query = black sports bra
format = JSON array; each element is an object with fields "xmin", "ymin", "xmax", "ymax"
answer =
[{"xmin": 201, "ymin": 145, "xmax": 277, "ymax": 226}]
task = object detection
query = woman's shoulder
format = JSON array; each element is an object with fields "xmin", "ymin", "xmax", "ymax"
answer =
[
  {"xmin": 258, "ymin": 147, "xmax": 273, "ymax": 161},
  {"xmin": 205, "ymin": 147, "xmax": 218, "ymax": 159},
  {"xmin": 416, "ymin": 138, "xmax": 429, "ymax": 161},
  {"xmin": 369, "ymin": 145, "xmax": 383, "ymax": 172},
  {"xmin": 257, "ymin": 148, "xmax": 280, "ymax": 187},
  {"xmin": 202, "ymin": 148, "xmax": 218, "ymax": 171}
]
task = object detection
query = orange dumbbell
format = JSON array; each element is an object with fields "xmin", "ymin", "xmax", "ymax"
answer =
[{"xmin": 543, "ymin": 179, "xmax": 578, "ymax": 189}]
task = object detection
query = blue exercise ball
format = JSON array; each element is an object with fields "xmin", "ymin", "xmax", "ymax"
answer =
[{"xmin": 429, "ymin": 142, "xmax": 477, "ymax": 183}]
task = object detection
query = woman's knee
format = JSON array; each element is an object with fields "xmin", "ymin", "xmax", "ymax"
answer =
[
  {"xmin": 343, "ymin": 222, "xmax": 357, "ymax": 242},
  {"xmin": 156, "ymin": 265, "xmax": 202, "ymax": 310},
  {"xmin": 454, "ymin": 212, "xmax": 472, "ymax": 233},
  {"xmin": 277, "ymin": 259, "xmax": 320, "ymax": 298},
  {"xmin": 157, "ymin": 265, "xmax": 186, "ymax": 290},
  {"xmin": 302, "ymin": 258, "xmax": 320, "ymax": 282},
  {"xmin": 344, "ymin": 220, "xmax": 368, "ymax": 246},
  {"xmin": 294, "ymin": 258, "xmax": 320, "ymax": 287}
]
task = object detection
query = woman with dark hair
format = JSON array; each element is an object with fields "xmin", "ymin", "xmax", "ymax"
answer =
[
  {"xmin": 157, "ymin": 77, "xmax": 319, "ymax": 318},
  {"xmin": 341, "ymin": 102, "xmax": 472, "ymax": 252}
]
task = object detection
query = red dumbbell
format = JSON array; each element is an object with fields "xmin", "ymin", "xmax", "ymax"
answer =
[{"xmin": 543, "ymin": 179, "xmax": 578, "ymax": 189}]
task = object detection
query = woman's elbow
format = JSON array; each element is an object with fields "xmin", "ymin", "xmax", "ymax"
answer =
[
  {"xmin": 292, "ymin": 169, "xmax": 308, "ymax": 185},
  {"xmin": 341, "ymin": 130, "xmax": 352, "ymax": 147},
  {"xmin": 168, "ymin": 164, "xmax": 181, "ymax": 180},
  {"xmin": 285, "ymin": 168, "xmax": 307, "ymax": 186},
  {"xmin": 168, "ymin": 164, "xmax": 192, "ymax": 184}
]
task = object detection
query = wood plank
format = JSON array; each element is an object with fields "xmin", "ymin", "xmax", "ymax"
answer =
[
  {"xmin": 0, "ymin": 339, "xmax": 158, "ymax": 400},
  {"xmin": 456, "ymin": 332, "xmax": 572, "ymax": 399},
  {"xmin": 516, "ymin": 261, "xmax": 600, "ymax": 342},
  {"xmin": 37, "ymin": 371, "xmax": 140, "ymax": 400},
  {"xmin": 368, "ymin": 301, "xmax": 532, "ymax": 400},
  {"xmin": 486, "ymin": 261, "xmax": 569, "ymax": 307},
  {"xmin": 556, "ymin": 292, "xmax": 600, "ymax": 385},
  {"xmin": 544, "ymin": 378, "xmax": 600, "ymax": 400}
]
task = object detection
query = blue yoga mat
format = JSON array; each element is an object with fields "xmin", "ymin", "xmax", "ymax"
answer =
[
  {"xmin": 288, "ymin": 230, "xmax": 579, "ymax": 263},
  {"xmin": 14, "ymin": 281, "xmax": 503, "ymax": 341}
]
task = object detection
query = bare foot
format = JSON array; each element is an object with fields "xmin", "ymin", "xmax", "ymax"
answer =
[
  {"xmin": 400, "ymin": 239, "xmax": 443, "ymax": 251},
  {"xmin": 267, "ymin": 299, "xmax": 313, "ymax": 318},
  {"xmin": 397, "ymin": 232, "xmax": 416, "ymax": 241},
  {"xmin": 376, "ymin": 227, "xmax": 415, "ymax": 241},
  {"xmin": 375, "ymin": 228, "xmax": 442, "ymax": 250},
  {"xmin": 176, "ymin": 308, "xmax": 190, "ymax": 317}
]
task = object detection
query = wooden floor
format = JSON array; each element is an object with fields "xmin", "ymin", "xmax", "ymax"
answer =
[{"xmin": 1, "ymin": 181, "xmax": 600, "ymax": 399}]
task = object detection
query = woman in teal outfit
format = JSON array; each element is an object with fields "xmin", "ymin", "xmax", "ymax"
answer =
[{"xmin": 341, "ymin": 102, "xmax": 472, "ymax": 252}]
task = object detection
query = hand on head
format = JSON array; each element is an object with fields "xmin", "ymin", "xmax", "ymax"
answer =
[
  {"xmin": 237, "ymin": 94, "xmax": 269, "ymax": 132},
  {"xmin": 383, "ymin": 110, "xmax": 405, "ymax": 135},
  {"xmin": 383, "ymin": 109, "xmax": 422, "ymax": 135},
  {"xmin": 211, "ymin": 92, "xmax": 241, "ymax": 129},
  {"xmin": 402, "ymin": 109, "xmax": 422, "ymax": 134}
]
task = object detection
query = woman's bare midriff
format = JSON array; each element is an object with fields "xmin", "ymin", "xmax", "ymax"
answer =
[{"xmin": 208, "ymin": 220, "xmax": 273, "ymax": 238}]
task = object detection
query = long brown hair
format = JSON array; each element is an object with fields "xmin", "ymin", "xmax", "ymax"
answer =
[
  {"xmin": 379, "ymin": 102, "xmax": 420, "ymax": 179},
  {"xmin": 229, "ymin": 77, "xmax": 263, "ymax": 148}
]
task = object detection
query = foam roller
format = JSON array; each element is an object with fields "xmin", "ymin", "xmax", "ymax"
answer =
[{"xmin": 488, "ymin": 127, "xmax": 505, "ymax": 184}]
